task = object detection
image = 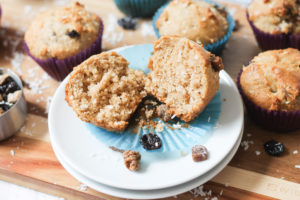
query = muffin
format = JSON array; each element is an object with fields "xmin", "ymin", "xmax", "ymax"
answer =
[
  {"xmin": 247, "ymin": 0, "xmax": 300, "ymax": 50},
  {"xmin": 24, "ymin": 2, "xmax": 104, "ymax": 81},
  {"xmin": 65, "ymin": 51, "xmax": 147, "ymax": 132},
  {"xmin": 146, "ymin": 36, "xmax": 224, "ymax": 122},
  {"xmin": 114, "ymin": 0, "xmax": 167, "ymax": 18},
  {"xmin": 153, "ymin": 0, "xmax": 235, "ymax": 55},
  {"xmin": 237, "ymin": 48, "xmax": 300, "ymax": 132}
]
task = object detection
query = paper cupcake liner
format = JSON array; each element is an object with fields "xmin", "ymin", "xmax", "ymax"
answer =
[
  {"xmin": 113, "ymin": 0, "xmax": 167, "ymax": 18},
  {"xmin": 289, "ymin": 34, "xmax": 300, "ymax": 49},
  {"xmin": 86, "ymin": 91, "xmax": 222, "ymax": 153},
  {"xmin": 152, "ymin": 0, "xmax": 235, "ymax": 55},
  {"xmin": 247, "ymin": 12, "xmax": 300, "ymax": 50},
  {"xmin": 237, "ymin": 69, "xmax": 300, "ymax": 132},
  {"xmin": 24, "ymin": 18, "xmax": 104, "ymax": 81}
]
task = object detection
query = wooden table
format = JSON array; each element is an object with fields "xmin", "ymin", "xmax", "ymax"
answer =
[{"xmin": 0, "ymin": 0, "xmax": 300, "ymax": 199}]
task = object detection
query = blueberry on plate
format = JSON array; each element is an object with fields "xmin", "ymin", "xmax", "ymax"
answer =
[{"xmin": 140, "ymin": 133, "xmax": 162, "ymax": 150}]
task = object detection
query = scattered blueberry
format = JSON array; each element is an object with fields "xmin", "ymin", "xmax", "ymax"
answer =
[
  {"xmin": 264, "ymin": 140, "xmax": 284, "ymax": 156},
  {"xmin": 140, "ymin": 133, "xmax": 162, "ymax": 150},
  {"xmin": 66, "ymin": 30, "xmax": 80, "ymax": 38},
  {"xmin": 117, "ymin": 17, "xmax": 137, "ymax": 30}
]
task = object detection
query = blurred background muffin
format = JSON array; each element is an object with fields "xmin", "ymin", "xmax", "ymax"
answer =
[
  {"xmin": 24, "ymin": 2, "xmax": 104, "ymax": 81},
  {"xmin": 153, "ymin": 0, "xmax": 235, "ymax": 55},
  {"xmin": 237, "ymin": 48, "xmax": 300, "ymax": 132},
  {"xmin": 247, "ymin": 0, "xmax": 300, "ymax": 50},
  {"xmin": 114, "ymin": 0, "xmax": 167, "ymax": 18}
]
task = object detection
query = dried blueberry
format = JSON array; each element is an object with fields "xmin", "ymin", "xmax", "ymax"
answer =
[
  {"xmin": 66, "ymin": 30, "xmax": 80, "ymax": 38},
  {"xmin": 4, "ymin": 77, "xmax": 20, "ymax": 94},
  {"xmin": 264, "ymin": 140, "xmax": 284, "ymax": 156},
  {"xmin": 140, "ymin": 133, "xmax": 162, "ymax": 150},
  {"xmin": 0, "ymin": 102, "xmax": 11, "ymax": 111},
  {"xmin": 117, "ymin": 17, "xmax": 137, "ymax": 30}
]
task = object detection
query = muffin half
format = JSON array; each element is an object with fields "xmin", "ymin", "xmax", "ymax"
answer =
[
  {"xmin": 65, "ymin": 51, "xmax": 146, "ymax": 132},
  {"xmin": 146, "ymin": 36, "xmax": 224, "ymax": 122}
]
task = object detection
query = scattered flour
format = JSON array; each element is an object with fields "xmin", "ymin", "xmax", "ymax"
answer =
[{"xmin": 240, "ymin": 140, "xmax": 254, "ymax": 151}]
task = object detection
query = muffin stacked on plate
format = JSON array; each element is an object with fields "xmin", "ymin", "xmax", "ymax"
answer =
[
  {"xmin": 153, "ymin": 0, "xmax": 235, "ymax": 54},
  {"xmin": 247, "ymin": 0, "xmax": 300, "ymax": 50},
  {"xmin": 238, "ymin": 48, "xmax": 300, "ymax": 132},
  {"xmin": 24, "ymin": 2, "xmax": 104, "ymax": 81}
]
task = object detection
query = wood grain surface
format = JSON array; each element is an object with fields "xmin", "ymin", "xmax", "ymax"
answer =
[{"xmin": 0, "ymin": 0, "xmax": 299, "ymax": 199}]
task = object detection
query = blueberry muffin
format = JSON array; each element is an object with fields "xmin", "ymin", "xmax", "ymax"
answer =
[
  {"xmin": 146, "ymin": 36, "xmax": 224, "ymax": 122},
  {"xmin": 238, "ymin": 48, "xmax": 300, "ymax": 131},
  {"xmin": 247, "ymin": 0, "xmax": 300, "ymax": 50},
  {"xmin": 155, "ymin": 0, "xmax": 229, "ymax": 46},
  {"xmin": 24, "ymin": 2, "xmax": 104, "ymax": 81},
  {"xmin": 65, "ymin": 51, "xmax": 147, "ymax": 132}
]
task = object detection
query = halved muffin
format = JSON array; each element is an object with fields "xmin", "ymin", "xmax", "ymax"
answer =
[
  {"xmin": 145, "ymin": 36, "xmax": 224, "ymax": 122},
  {"xmin": 65, "ymin": 51, "xmax": 146, "ymax": 132}
]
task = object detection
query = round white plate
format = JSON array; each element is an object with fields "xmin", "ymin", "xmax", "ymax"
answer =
[
  {"xmin": 53, "ymin": 127, "xmax": 243, "ymax": 199},
  {"xmin": 49, "ymin": 45, "xmax": 244, "ymax": 190}
]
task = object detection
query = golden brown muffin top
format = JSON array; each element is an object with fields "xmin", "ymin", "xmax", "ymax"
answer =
[
  {"xmin": 25, "ymin": 2, "xmax": 101, "ymax": 60},
  {"xmin": 156, "ymin": 0, "xmax": 228, "ymax": 45},
  {"xmin": 248, "ymin": 0, "xmax": 300, "ymax": 34},
  {"xmin": 240, "ymin": 48, "xmax": 300, "ymax": 111}
]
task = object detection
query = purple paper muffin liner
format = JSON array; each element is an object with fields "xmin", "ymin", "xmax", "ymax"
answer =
[
  {"xmin": 237, "ymin": 68, "xmax": 300, "ymax": 132},
  {"xmin": 24, "ymin": 18, "xmax": 104, "ymax": 81},
  {"xmin": 246, "ymin": 12, "xmax": 300, "ymax": 50}
]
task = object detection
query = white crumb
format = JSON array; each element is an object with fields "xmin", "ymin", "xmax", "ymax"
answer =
[
  {"xmin": 78, "ymin": 183, "xmax": 88, "ymax": 191},
  {"xmin": 247, "ymin": 133, "xmax": 252, "ymax": 137},
  {"xmin": 220, "ymin": 190, "xmax": 223, "ymax": 196},
  {"xmin": 45, "ymin": 96, "xmax": 53, "ymax": 114},
  {"xmin": 293, "ymin": 150, "xmax": 298, "ymax": 154},
  {"xmin": 240, "ymin": 140, "xmax": 254, "ymax": 151},
  {"xmin": 140, "ymin": 21, "xmax": 155, "ymax": 37},
  {"xmin": 10, "ymin": 52, "xmax": 24, "ymax": 75},
  {"xmin": 10, "ymin": 150, "xmax": 15, "ymax": 157},
  {"xmin": 155, "ymin": 121, "xmax": 165, "ymax": 133},
  {"xmin": 103, "ymin": 14, "xmax": 124, "ymax": 46},
  {"xmin": 207, "ymin": 116, "xmax": 211, "ymax": 122},
  {"xmin": 255, "ymin": 151, "xmax": 261, "ymax": 156},
  {"xmin": 173, "ymin": 123, "xmax": 182, "ymax": 129},
  {"xmin": 211, "ymin": 197, "xmax": 218, "ymax": 200}
]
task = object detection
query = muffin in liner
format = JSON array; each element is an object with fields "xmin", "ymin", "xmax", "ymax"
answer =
[
  {"xmin": 237, "ymin": 69, "xmax": 300, "ymax": 132},
  {"xmin": 152, "ymin": 0, "xmax": 235, "ymax": 55},
  {"xmin": 246, "ymin": 12, "xmax": 300, "ymax": 50},
  {"xmin": 85, "ymin": 44, "xmax": 222, "ymax": 153},
  {"xmin": 24, "ymin": 19, "xmax": 104, "ymax": 81},
  {"xmin": 114, "ymin": 0, "xmax": 167, "ymax": 18}
]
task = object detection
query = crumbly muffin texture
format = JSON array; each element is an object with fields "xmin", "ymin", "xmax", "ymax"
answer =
[
  {"xmin": 248, "ymin": 0, "xmax": 300, "ymax": 34},
  {"xmin": 65, "ymin": 51, "xmax": 147, "ymax": 132},
  {"xmin": 240, "ymin": 48, "xmax": 300, "ymax": 111},
  {"xmin": 146, "ymin": 36, "xmax": 224, "ymax": 122},
  {"xmin": 156, "ymin": 0, "xmax": 228, "ymax": 45},
  {"xmin": 25, "ymin": 2, "xmax": 101, "ymax": 60}
]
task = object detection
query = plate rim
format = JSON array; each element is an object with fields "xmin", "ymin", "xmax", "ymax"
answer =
[
  {"xmin": 49, "ymin": 44, "xmax": 244, "ymax": 190},
  {"xmin": 52, "ymin": 126, "xmax": 243, "ymax": 199}
]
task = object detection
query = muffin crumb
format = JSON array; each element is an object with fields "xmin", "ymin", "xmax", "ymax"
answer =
[{"xmin": 123, "ymin": 150, "xmax": 141, "ymax": 171}]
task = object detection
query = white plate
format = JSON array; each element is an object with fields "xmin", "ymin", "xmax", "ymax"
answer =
[
  {"xmin": 53, "ymin": 128, "xmax": 243, "ymax": 199},
  {"xmin": 49, "ymin": 45, "xmax": 244, "ymax": 190}
]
